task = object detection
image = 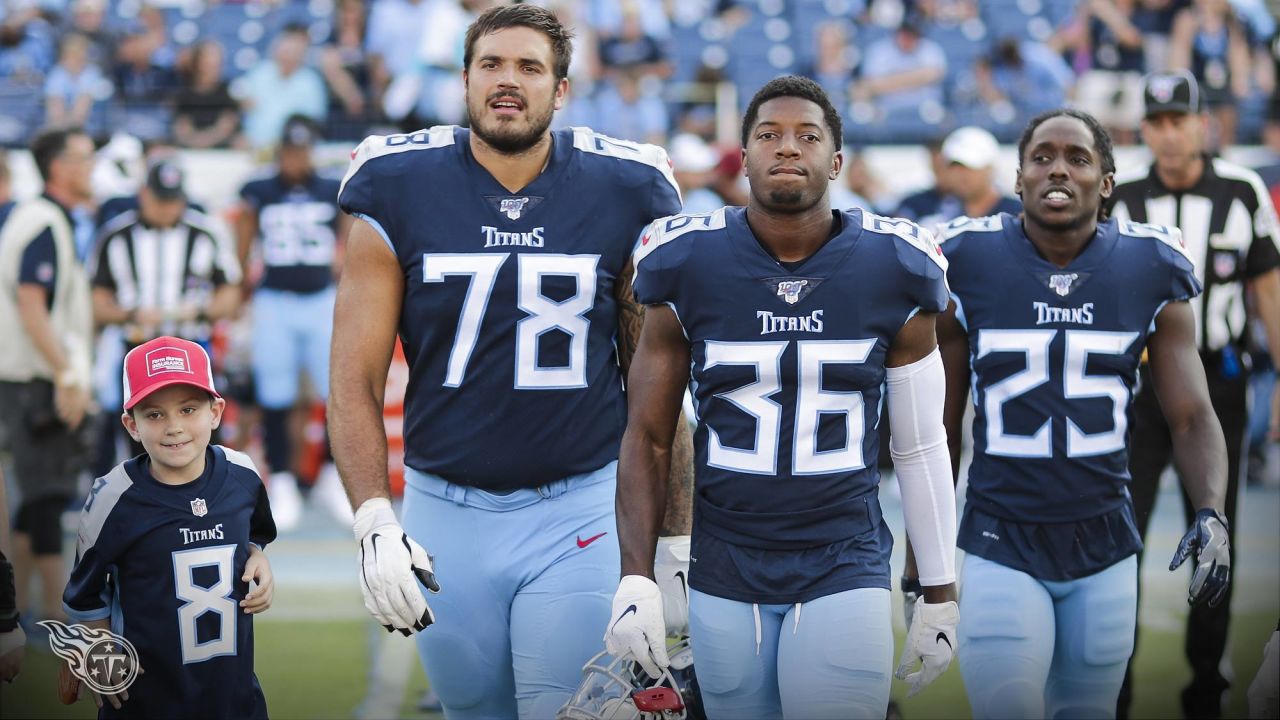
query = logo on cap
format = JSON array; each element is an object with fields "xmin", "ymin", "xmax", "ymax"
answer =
[
  {"xmin": 146, "ymin": 347, "xmax": 193, "ymax": 377},
  {"xmin": 1147, "ymin": 75, "xmax": 1181, "ymax": 104}
]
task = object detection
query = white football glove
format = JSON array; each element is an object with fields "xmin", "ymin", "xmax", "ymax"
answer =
[
  {"xmin": 654, "ymin": 536, "xmax": 691, "ymax": 636},
  {"xmin": 895, "ymin": 599, "xmax": 958, "ymax": 698},
  {"xmin": 353, "ymin": 498, "xmax": 440, "ymax": 635},
  {"xmin": 604, "ymin": 575, "xmax": 669, "ymax": 678}
]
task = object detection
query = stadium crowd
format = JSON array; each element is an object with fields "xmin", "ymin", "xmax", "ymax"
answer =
[{"xmin": 1, "ymin": 0, "xmax": 1279, "ymax": 717}]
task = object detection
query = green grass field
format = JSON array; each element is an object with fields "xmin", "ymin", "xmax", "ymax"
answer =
[{"xmin": 2, "ymin": 611, "xmax": 1274, "ymax": 720}]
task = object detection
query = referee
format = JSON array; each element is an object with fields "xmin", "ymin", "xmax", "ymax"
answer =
[
  {"xmin": 90, "ymin": 159, "xmax": 241, "ymax": 459},
  {"xmin": 1109, "ymin": 71, "xmax": 1280, "ymax": 720}
]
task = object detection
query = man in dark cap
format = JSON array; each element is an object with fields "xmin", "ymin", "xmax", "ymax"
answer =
[{"xmin": 1109, "ymin": 70, "xmax": 1280, "ymax": 720}]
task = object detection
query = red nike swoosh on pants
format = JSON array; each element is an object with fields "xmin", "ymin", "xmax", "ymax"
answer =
[{"xmin": 577, "ymin": 532, "xmax": 607, "ymax": 549}]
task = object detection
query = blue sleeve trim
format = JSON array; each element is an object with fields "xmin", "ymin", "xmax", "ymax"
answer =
[{"xmin": 355, "ymin": 213, "xmax": 394, "ymax": 255}]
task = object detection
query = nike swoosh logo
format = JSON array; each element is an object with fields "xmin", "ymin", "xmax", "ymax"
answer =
[
  {"xmin": 577, "ymin": 532, "xmax": 607, "ymax": 549},
  {"xmin": 611, "ymin": 604, "xmax": 638, "ymax": 631},
  {"xmin": 936, "ymin": 632, "xmax": 953, "ymax": 651},
  {"xmin": 674, "ymin": 570, "xmax": 687, "ymax": 597}
]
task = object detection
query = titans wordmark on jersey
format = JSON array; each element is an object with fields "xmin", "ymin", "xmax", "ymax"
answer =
[
  {"xmin": 339, "ymin": 126, "xmax": 681, "ymax": 491},
  {"xmin": 239, "ymin": 172, "xmax": 343, "ymax": 293},
  {"xmin": 63, "ymin": 446, "xmax": 276, "ymax": 719},
  {"xmin": 633, "ymin": 207, "xmax": 949, "ymax": 604},
  {"xmin": 938, "ymin": 213, "xmax": 1201, "ymax": 580}
]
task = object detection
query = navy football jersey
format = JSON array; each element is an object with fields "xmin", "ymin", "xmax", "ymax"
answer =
[
  {"xmin": 940, "ymin": 213, "xmax": 1201, "ymax": 580},
  {"xmin": 338, "ymin": 126, "xmax": 681, "ymax": 491},
  {"xmin": 239, "ymin": 171, "xmax": 342, "ymax": 293},
  {"xmin": 63, "ymin": 446, "xmax": 277, "ymax": 719},
  {"xmin": 633, "ymin": 207, "xmax": 949, "ymax": 604}
]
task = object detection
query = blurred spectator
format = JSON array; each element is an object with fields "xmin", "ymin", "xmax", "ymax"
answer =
[
  {"xmin": 174, "ymin": 40, "xmax": 241, "ymax": 149},
  {"xmin": 669, "ymin": 132, "xmax": 724, "ymax": 214},
  {"xmin": 831, "ymin": 158, "xmax": 874, "ymax": 212},
  {"xmin": 710, "ymin": 145, "xmax": 748, "ymax": 207},
  {"xmin": 843, "ymin": 151, "xmax": 894, "ymax": 210},
  {"xmin": 233, "ymin": 24, "xmax": 326, "ymax": 149},
  {"xmin": 892, "ymin": 137, "xmax": 953, "ymax": 225},
  {"xmin": 937, "ymin": 126, "xmax": 1021, "ymax": 223},
  {"xmin": 0, "ymin": 6, "xmax": 55, "ymax": 84},
  {"xmin": 803, "ymin": 21, "xmax": 856, "ymax": 117},
  {"xmin": 589, "ymin": 0, "xmax": 671, "ymax": 41},
  {"xmin": 1169, "ymin": 0, "xmax": 1251, "ymax": 147},
  {"xmin": 969, "ymin": 37, "xmax": 1074, "ymax": 124},
  {"xmin": 63, "ymin": 0, "xmax": 115, "ymax": 70},
  {"xmin": 1133, "ymin": 0, "xmax": 1189, "ymax": 74},
  {"xmin": 405, "ymin": 0, "xmax": 478, "ymax": 129},
  {"xmin": 112, "ymin": 24, "xmax": 178, "ymax": 105},
  {"xmin": 0, "ymin": 127, "xmax": 96, "ymax": 627},
  {"xmin": 43, "ymin": 31, "xmax": 112, "ymax": 130},
  {"xmin": 916, "ymin": 0, "xmax": 978, "ymax": 24},
  {"xmin": 853, "ymin": 16, "xmax": 947, "ymax": 121},
  {"xmin": 597, "ymin": 2, "xmax": 669, "ymax": 78},
  {"xmin": 134, "ymin": 4, "xmax": 176, "ymax": 69},
  {"xmin": 364, "ymin": 0, "xmax": 431, "ymax": 122},
  {"xmin": 593, "ymin": 69, "xmax": 668, "ymax": 145},
  {"xmin": 1067, "ymin": 0, "xmax": 1146, "ymax": 145},
  {"xmin": 89, "ymin": 159, "xmax": 241, "ymax": 462},
  {"xmin": 320, "ymin": 0, "xmax": 376, "ymax": 140}
]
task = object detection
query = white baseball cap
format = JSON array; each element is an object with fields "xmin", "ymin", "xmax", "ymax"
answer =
[{"xmin": 941, "ymin": 126, "xmax": 1000, "ymax": 170}]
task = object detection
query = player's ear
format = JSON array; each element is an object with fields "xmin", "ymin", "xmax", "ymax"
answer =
[
  {"xmin": 1099, "ymin": 171, "xmax": 1114, "ymax": 200},
  {"xmin": 829, "ymin": 150, "xmax": 843, "ymax": 181},
  {"xmin": 209, "ymin": 396, "xmax": 227, "ymax": 430},
  {"xmin": 1014, "ymin": 168, "xmax": 1023, "ymax": 197},
  {"xmin": 553, "ymin": 76, "xmax": 568, "ymax": 111},
  {"xmin": 121, "ymin": 411, "xmax": 140, "ymax": 442}
]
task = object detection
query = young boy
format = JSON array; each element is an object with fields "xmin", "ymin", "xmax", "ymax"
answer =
[{"xmin": 60, "ymin": 336, "xmax": 276, "ymax": 717}]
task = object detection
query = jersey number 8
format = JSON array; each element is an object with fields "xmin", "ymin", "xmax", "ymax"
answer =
[{"xmin": 172, "ymin": 545, "xmax": 238, "ymax": 664}]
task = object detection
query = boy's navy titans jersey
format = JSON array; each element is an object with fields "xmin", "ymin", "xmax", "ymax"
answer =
[
  {"xmin": 941, "ymin": 213, "xmax": 1201, "ymax": 580},
  {"xmin": 63, "ymin": 445, "xmax": 276, "ymax": 719},
  {"xmin": 239, "ymin": 171, "xmax": 342, "ymax": 293},
  {"xmin": 339, "ymin": 126, "xmax": 681, "ymax": 491},
  {"xmin": 634, "ymin": 207, "xmax": 949, "ymax": 604}
]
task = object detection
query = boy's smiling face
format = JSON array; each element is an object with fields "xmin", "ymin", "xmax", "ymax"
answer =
[{"xmin": 122, "ymin": 384, "xmax": 225, "ymax": 484}]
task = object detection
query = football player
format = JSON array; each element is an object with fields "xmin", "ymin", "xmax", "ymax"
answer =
[
  {"xmin": 605, "ymin": 76, "xmax": 959, "ymax": 718},
  {"xmin": 236, "ymin": 116, "xmax": 351, "ymax": 530},
  {"xmin": 330, "ymin": 5, "xmax": 693, "ymax": 718},
  {"xmin": 912, "ymin": 109, "xmax": 1230, "ymax": 719}
]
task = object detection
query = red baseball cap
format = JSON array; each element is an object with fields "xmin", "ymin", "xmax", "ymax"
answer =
[{"xmin": 122, "ymin": 336, "xmax": 220, "ymax": 410}]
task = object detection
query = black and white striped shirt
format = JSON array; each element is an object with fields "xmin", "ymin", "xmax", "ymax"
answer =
[
  {"xmin": 90, "ymin": 208, "xmax": 242, "ymax": 345},
  {"xmin": 1109, "ymin": 156, "xmax": 1280, "ymax": 353}
]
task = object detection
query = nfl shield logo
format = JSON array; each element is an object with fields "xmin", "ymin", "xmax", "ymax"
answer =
[
  {"xmin": 1048, "ymin": 273, "xmax": 1078, "ymax": 297},
  {"xmin": 190, "ymin": 498, "xmax": 208, "ymax": 517},
  {"xmin": 1148, "ymin": 76, "xmax": 1180, "ymax": 103},
  {"xmin": 777, "ymin": 280, "xmax": 808, "ymax": 305},
  {"xmin": 1213, "ymin": 251, "xmax": 1237, "ymax": 278},
  {"xmin": 500, "ymin": 197, "xmax": 529, "ymax": 220}
]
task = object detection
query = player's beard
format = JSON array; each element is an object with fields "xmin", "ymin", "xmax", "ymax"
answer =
[
  {"xmin": 767, "ymin": 189, "xmax": 806, "ymax": 208},
  {"xmin": 468, "ymin": 92, "xmax": 556, "ymax": 155}
]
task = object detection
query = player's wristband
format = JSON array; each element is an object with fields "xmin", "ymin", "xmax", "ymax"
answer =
[{"xmin": 901, "ymin": 576, "xmax": 922, "ymax": 596}]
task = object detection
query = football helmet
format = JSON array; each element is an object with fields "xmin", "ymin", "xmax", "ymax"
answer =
[{"xmin": 558, "ymin": 637, "xmax": 705, "ymax": 720}]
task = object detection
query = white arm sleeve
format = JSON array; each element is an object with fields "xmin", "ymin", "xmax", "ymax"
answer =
[{"xmin": 886, "ymin": 348, "xmax": 957, "ymax": 586}]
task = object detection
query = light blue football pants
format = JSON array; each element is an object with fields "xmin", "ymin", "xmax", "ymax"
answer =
[
  {"xmin": 959, "ymin": 553, "xmax": 1138, "ymax": 720},
  {"xmin": 401, "ymin": 462, "xmax": 620, "ymax": 720},
  {"xmin": 688, "ymin": 586, "xmax": 893, "ymax": 719},
  {"xmin": 250, "ymin": 286, "xmax": 334, "ymax": 408}
]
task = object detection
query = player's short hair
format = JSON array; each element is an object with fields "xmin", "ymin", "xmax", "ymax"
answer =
[
  {"xmin": 741, "ymin": 76, "xmax": 843, "ymax": 150},
  {"xmin": 464, "ymin": 4, "xmax": 574, "ymax": 82},
  {"xmin": 1017, "ymin": 108, "xmax": 1115, "ymax": 220},
  {"xmin": 31, "ymin": 126, "xmax": 88, "ymax": 182}
]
